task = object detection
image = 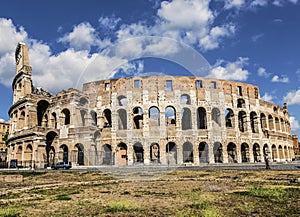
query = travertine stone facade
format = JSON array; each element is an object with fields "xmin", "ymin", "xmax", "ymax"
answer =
[
  {"xmin": 0, "ymin": 121, "xmax": 9, "ymax": 162},
  {"xmin": 7, "ymin": 43, "xmax": 295, "ymax": 168}
]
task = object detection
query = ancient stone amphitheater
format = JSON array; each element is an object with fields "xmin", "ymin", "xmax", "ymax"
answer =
[{"xmin": 7, "ymin": 43, "xmax": 295, "ymax": 168}]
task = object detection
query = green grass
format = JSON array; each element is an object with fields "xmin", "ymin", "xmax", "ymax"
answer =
[
  {"xmin": 0, "ymin": 207, "xmax": 20, "ymax": 217},
  {"xmin": 104, "ymin": 200, "xmax": 142, "ymax": 213},
  {"xmin": 248, "ymin": 186, "xmax": 287, "ymax": 199}
]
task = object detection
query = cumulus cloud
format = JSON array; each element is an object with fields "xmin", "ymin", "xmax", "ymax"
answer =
[
  {"xmin": 290, "ymin": 116, "xmax": 300, "ymax": 131},
  {"xmin": 271, "ymin": 75, "xmax": 289, "ymax": 83},
  {"xmin": 0, "ymin": 118, "xmax": 5, "ymax": 122},
  {"xmin": 257, "ymin": 67, "xmax": 271, "ymax": 78},
  {"xmin": 208, "ymin": 57, "xmax": 249, "ymax": 81},
  {"xmin": 261, "ymin": 93, "xmax": 273, "ymax": 102},
  {"xmin": 250, "ymin": 0, "xmax": 268, "ymax": 7},
  {"xmin": 283, "ymin": 89, "xmax": 300, "ymax": 105}
]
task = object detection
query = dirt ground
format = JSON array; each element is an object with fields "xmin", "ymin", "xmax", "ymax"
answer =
[{"xmin": 0, "ymin": 169, "xmax": 299, "ymax": 217}]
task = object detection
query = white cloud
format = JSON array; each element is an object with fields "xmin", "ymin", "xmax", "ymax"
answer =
[
  {"xmin": 208, "ymin": 57, "xmax": 249, "ymax": 81},
  {"xmin": 283, "ymin": 89, "xmax": 300, "ymax": 105},
  {"xmin": 250, "ymin": 0, "xmax": 268, "ymax": 7},
  {"xmin": 261, "ymin": 93, "xmax": 273, "ymax": 102},
  {"xmin": 58, "ymin": 22, "xmax": 102, "ymax": 51},
  {"xmin": 271, "ymin": 75, "xmax": 289, "ymax": 83},
  {"xmin": 0, "ymin": 118, "xmax": 5, "ymax": 122},
  {"xmin": 98, "ymin": 16, "xmax": 121, "ymax": 30},
  {"xmin": 257, "ymin": 67, "xmax": 271, "ymax": 78},
  {"xmin": 224, "ymin": 0, "xmax": 245, "ymax": 9},
  {"xmin": 0, "ymin": 18, "xmax": 27, "ymax": 55},
  {"xmin": 290, "ymin": 116, "xmax": 300, "ymax": 131}
]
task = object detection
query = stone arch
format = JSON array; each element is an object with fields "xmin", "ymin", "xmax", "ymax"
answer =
[
  {"xmin": 59, "ymin": 144, "xmax": 69, "ymax": 163},
  {"xmin": 280, "ymin": 118, "xmax": 285, "ymax": 132},
  {"xmin": 237, "ymin": 98, "xmax": 246, "ymax": 108},
  {"xmin": 16, "ymin": 145, "xmax": 22, "ymax": 163},
  {"xmin": 253, "ymin": 143, "xmax": 261, "ymax": 162},
  {"xmin": 183, "ymin": 142, "xmax": 193, "ymax": 163},
  {"xmin": 212, "ymin": 108, "xmax": 221, "ymax": 127},
  {"xmin": 75, "ymin": 143, "xmax": 84, "ymax": 165},
  {"xmin": 133, "ymin": 142, "xmax": 144, "ymax": 163},
  {"xmin": 150, "ymin": 143, "xmax": 160, "ymax": 163},
  {"xmin": 198, "ymin": 142, "xmax": 208, "ymax": 163},
  {"xmin": 79, "ymin": 97, "xmax": 88, "ymax": 106},
  {"xmin": 213, "ymin": 142, "xmax": 223, "ymax": 163},
  {"xmin": 149, "ymin": 106, "xmax": 160, "ymax": 126},
  {"xmin": 238, "ymin": 111, "xmax": 247, "ymax": 132},
  {"xmin": 117, "ymin": 109, "xmax": 127, "ymax": 130},
  {"xmin": 117, "ymin": 143, "xmax": 127, "ymax": 166},
  {"xmin": 166, "ymin": 142, "xmax": 177, "ymax": 165},
  {"xmin": 284, "ymin": 145, "xmax": 288, "ymax": 160},
  {"xmin": 165, "ymin": 106, "xmax": 176, "ymax": 125},
  {"xmin": 102, "ymin": 144, "xmax": 112, "ymax": 165},
  {"xmin": 180, "ymin": 94, "xmax": 191, "ymax": 105},
  {"xmin": 90, "ymin": 110, "xmax": 97, "ymax": 126},
  {"xmin": 225, "ymin": 108, "xmax": 235, "ymax": 128},
  {"xmin": 250, "ymin": 111, "xmax": 258, "ymax": 133},
  {"xmin": 181, "ymin": 108, "xmax": 192, "ymax": 130},
  {"xmin": 51, "ymin": 112, "xmax": 57, "ymax": 128},
  {"xmin": 37, "ymin": 100, "xmax": 49, "ymax": 126},
  {"xmin": 117, "ymin": 95, "xmax": 128, "ymax": 106},
  {"xmin": 80, "ymin": 110, "xmax": 87, "ymax": 126},
  {"xmin": 103, "ymin": 109, "xmax": 112, "ymax": 127},
  {"xmin": 19, "ymin": 110, "xmax": 26, "ymax": 128},
  {"xmin": 46, "ymin": 131, "xmax": 57, "ymax": 167},
  {"xmin": 133, "ymin": 107, "xmax": 143, "ymax": 129},
  {"xmin": 260, "ymin": 113, "xmax": 267, "ymax": 130},
  {"xmin": 241, "ymin": 143, "xmax": 250, "ymax": 163},
  {"xmin": 227, "ymin": 142, "xmax": 237, "ymax": 163},
  {"xmin": 271, "ymin": 144, "xmax": 277, "ymax": 161},
  {"xmin": 278, "ymin": 145, "xmax": 283, "ymax": 160},
  {"xmin": 24, "ymin": 144, "xmax": 33, "ymax": 166},
  {"xmin": 268, "ymin": 115, "xmax": 274, "ymax": 130},
  {"xmin": 197, "ymin": 107, "xmax": 207, "ymax": 129},
  {"xmin": 275, "ymin": 117, "xmax": 280, "ymax": 131},
  {"xmin": 61, "ymin": 108, "xmax": 70, "ymax": 125}
]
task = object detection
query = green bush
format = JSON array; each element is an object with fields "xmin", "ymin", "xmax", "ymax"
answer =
[
  {"xmin": 0, "ymin": 207, "xmax": 19, "ymax": 217},
  {"xmin": 104, "ymin": 200, "xmax": 141, "ymax": 213}
]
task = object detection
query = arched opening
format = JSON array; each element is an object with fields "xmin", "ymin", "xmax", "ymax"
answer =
[
  {"xmin": 275, "ymin": 117, "xmax": 280, "ymax": 131},
  {"xmin": 227, "ymin": 142, "xmax": 237, "ymax": 163},
  {"xmin": 284, "ymin": 146, "xmax": 288, "ymax": 160},
  {"xmin": 62, "ymin": 108, "xmax": 70, "ymax": 125},
  {"xmin": 117, "ymin": 143, "xmax": 127, "ymax": 166},
  {"xmin": 183, "ymin": 142, "xmax": 193, "ymax": 163},
  {"xmin": 20, "ymin": 111, "xmax": 25, "ymax": 128},
  {"xmin": 280, "ymin": 118, "xmax": 285, "ymax": 132},
  {"xmin": 103, "ymin": 109, "xmax": 112, "ymax": 128},
  {"xmin": 16, "ymin": 146, "xmax": 22, "ymax": 164},
  {"xmin": 79, "ymin": 97, "xmax": 88, "ymax": 106},
  {"xmin": 225, "ymin": 109, "xmax": 234, "ymax": 128},
  {"xmin": 133, "ymin": 107, "xmax": 143, "ymax": 129},
  {"xmin": 24, "ymin": 144, "xmax": 33, "ymax": 167},
  {"xmin": 237, "ymin": 98, "xmax": 245, "ymax": 108},
  {"xmin": 150, "ymin": 143, "xmax": 160, "ymax": 163},
  {"xmin": 117, "ymin": 109, "xmax": 127, "ymax": 130},
  {"xmin": 180, "ymin": 94, "xmax": 191, "ymax": 105},
  {"xmin": 165, "ymin": 106, "xmax": 176, "ymax": 125},
  {"xmin": 278, "ymin": 145, "xmax": 283, "ymax": 160},
  {"xmin": 272, "ymin": 144, "xmax": 277, "ymax": 161},
  {"xmin": 263, "ymin": 144, "xmax": 269, "ymax": 158},
  {"xmin": 37, "ymin": 100, "xmax": 49, "ymax": 126},
  {"xmin": 46, "ymin": 131, "xmax": 57, "ymax": 167},
  {"xmin": 260, "ymin": 113, "xmax": 267, "ymax": 130},
  {"xmin": 117, "ymin": 95, "xmax": 128, "ymax": 106},
  {"xmin": 102, "ymin": 144, "xmax": 112, "ymax": 165},
  {"xmin": 60, "ymin": 144, "xmax": 69, "ymax": 163},
  {"xmin": 197, "ymin": 107, "xmax": 207, "ymax": 129},
  {"xmin": 149, "ymin": 107, "xmax": 160, "ymax": 126},
  {"xmin": 250, "ymin": 112, "xmax": 258, "ymax": 133},
  {"xmin": 51, "ymin": 112, "xmax": 57, "ymax": 128},
  {"xmin": 268, "ymin": 115, "xmax": 274, "ymax": 131},
  {"xmin": 75, "ymin": 143, "xmax": 84, "ymax": 165},
  {"xmin": 241, "ymin": 143, "xmax": 249, "ymax": 163},
  {"xmin": 253, "ymin": 143, "xmax": 260, "ymax": 162},
  {"xmin": 43, "ymin": 114, "xmax": 48, "ymax": 127},
  {"xmin": 212, "ymin": 108, "xmax": 221, "ymax": 127},
  {"xmin": 181, "ymin": 108, "xmax": 192, "ymax": 130},
  {"xmin": 238, "ymin": 111, "xmax": 247, "ymax": 132},
  {"xmin": 166, "ymin": 142, "xmax": 177, "ymax": 165},
  {"xmin": 80, "ymin": 110, "xmax": 86, "ymax": 126},
  {"xmin": 91, "ymin": 111, "xmax": 97, "ymax": 126},
  {"xmin": 198, "ymin": 142, "xmax": 208, "ymax": 163},
  {"xmin": 133, "ymin": 142, "xmax": 144, "ymax": 163},
  {"xmin": 213, "ymin": 142, "xmax": 223, "ymax": 163}
]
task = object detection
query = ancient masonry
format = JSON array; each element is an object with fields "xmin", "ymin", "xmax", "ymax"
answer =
[{"xmin": 6, "ymin": 43, "xmax": 296, "ymax": 168}]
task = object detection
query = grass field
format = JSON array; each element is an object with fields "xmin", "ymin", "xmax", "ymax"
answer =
[{"xmin": 0, "ymin": 169, "xmax": 299, "ymax": 217}]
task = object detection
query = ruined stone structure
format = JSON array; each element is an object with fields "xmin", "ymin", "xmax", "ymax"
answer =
[
  {"xmin": 7, "ymin": 43, "xmax": 295, "ymax": 168},
  {"xmin": 0, "ymin": 121, "xmax": 9, "ymax": 162}
]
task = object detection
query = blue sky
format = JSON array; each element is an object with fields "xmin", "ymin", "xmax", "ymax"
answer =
[{"xmin": 1, "ymin": 0, "xmax": 300, "ymax": 136}]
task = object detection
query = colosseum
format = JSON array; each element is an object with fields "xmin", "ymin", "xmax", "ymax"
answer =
[{"xmin": 6, "ymin": 43, "xmax": 296, "ymax": 168}]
